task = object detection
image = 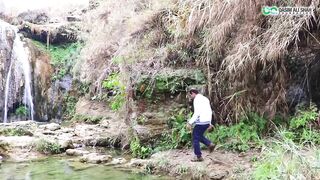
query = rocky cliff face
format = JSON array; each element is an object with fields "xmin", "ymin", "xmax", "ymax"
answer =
[{"xmin": 0, "ymin": 19, "xmax": 56, "ymax": 122}]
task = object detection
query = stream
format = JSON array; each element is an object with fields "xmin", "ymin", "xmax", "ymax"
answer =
[{"xmin": 0, "ymin": 157, "xmax": 169, "ymax": 180}]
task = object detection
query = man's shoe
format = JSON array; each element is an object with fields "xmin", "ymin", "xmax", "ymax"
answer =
[
  {"xmin": 191, "ymin": 156, "xmax": 204, "ymax": 162},
  {"xmin": 208, "ymin": 144, "xmax": 215, "ymax": 153}
]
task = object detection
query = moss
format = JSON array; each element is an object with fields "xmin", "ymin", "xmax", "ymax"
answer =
[
  {"xmin": 31, "ymin": 40, "xmax": 83, "ymax": 81},
  {"xmin": 137, "ymin": 68, "xmax": 206, "ymax": 98}
]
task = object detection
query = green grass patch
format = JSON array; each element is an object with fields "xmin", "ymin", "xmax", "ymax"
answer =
[
  {"xmin": 35, "ymin": 139, "xmax": 62, "ymax": 155},
  {"xmin": 0, "ymin": 128, "xmax": 33, "ymax": 136},
  {"xmin": 207, "ymin": 112, "xmax": 266, "ymax": 152}
]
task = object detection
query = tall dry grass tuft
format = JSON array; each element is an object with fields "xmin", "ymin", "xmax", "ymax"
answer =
[{"xmin": 175, "ymin": 0, "xmax": 319, "ymax": 122}]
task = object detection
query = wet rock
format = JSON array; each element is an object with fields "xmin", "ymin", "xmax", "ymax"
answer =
[
  {"xmin": 79, "ymin": 153, "xmax": 112, "ymax": 164},
  {"xmin": 66, "ymin": 149, "xmax": 89, "ymax": 156},
  {"xmin": 126, "ymin": 158, "xmax": 149, "ymax": 167},
  {"xmin": 106, "ymin": 157, "xmax": 127, "ymax": 165},
  {"xmin": 83, "ymin": 136, "xmax": 120, "ymax": 147},
  {"xmin": 39, "ymin": 123, "xmax": 61, "ymax": 131}
]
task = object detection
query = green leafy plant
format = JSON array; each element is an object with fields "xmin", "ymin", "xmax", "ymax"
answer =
[
  {"xmin": 287, "ymin": 104, "xmax": 320, "ymax": 144},
  {"xmin": 130, "ymin": 137, "xmax": 152, "ymax": 159},
  {"xmin": 208, "ymin": 112, "xmax": 266, "ymax": 152},
  {"xmin": 35, "ymin": 139, "xmax": 62, "ymax": 154},
  {"xmin": 102, "ymin": 73, "xmax": 126, "ymax": 111},
  {"xmin": 155, "ymin": 108, "xmax": 192, "ymax": 151},
  {"xmin": 289, "ymin": 104, "xmax": 318, "ymax": 129},
  {"xmin": 15, "ymin": 106, "xmax": 28, "ymax": 116}
]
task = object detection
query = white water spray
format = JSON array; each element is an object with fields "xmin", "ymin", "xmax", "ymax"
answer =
[{"xmin": 1, "ymin": 20, "xmax": 34, "ymax": 123}]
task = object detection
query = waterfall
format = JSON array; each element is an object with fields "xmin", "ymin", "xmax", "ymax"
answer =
[
  {"xmin": 1, "ymin": 20, "xmax": 34, "ymax": 122},
  {"xmin": 3, "ymin": 56, "xmax": 13, "ymax": 123}
]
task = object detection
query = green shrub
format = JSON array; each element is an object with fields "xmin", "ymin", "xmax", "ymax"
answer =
[
  {"xmin": 289, "ymin": 104, "xmax": 318, "ymax": 129},
  {"xmin": 207, "ymin": 112, "xmax": 266, "ymax": 152},
  {"xmin": 155, "ymin": 108, "xmax": 192, "ymax": 151},
  {"xmin": 35, "ymin": 139, "xmax": 61, "ymax": 154},
  {"xmin": 102, "ymin": 73, "xmax": 126, "ymax": 111},
  {"xmin": 287, "ymin": 104, "xmax": 320, "ymax": 144},
  {"xmin": 15, "ymin": 106, "xmax": 28, "ymax": 116},
  {"xmin": 130, "ymin": 137, "xmax": 152, "ymax": 159}
]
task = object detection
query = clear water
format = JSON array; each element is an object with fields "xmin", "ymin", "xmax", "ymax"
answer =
[{"xmin": 0, "ymin": 157, "xmax": 169, "ymax": 180}]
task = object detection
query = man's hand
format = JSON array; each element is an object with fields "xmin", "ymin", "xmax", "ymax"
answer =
[
  {"xmin": 207, "ymin": 124, "xmax": 214, "ymax": 132},
  {"xmin": 186, "ymin": 123, "xmax": 192, "ymax": 131}
]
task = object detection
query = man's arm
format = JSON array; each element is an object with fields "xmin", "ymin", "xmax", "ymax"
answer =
[{"xmin": 188, "ymin": 98, "xmax": 199, "ymax": 125}]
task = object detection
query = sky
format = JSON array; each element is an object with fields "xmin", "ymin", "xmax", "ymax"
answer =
[{"xmin": 0, "ymin": 0, "xmax": 89, "ymax": 15}]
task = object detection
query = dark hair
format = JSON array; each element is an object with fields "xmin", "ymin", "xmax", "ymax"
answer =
[{"xmin": 189, "ymin": 89, "xmax": 199, "ymax": 94}]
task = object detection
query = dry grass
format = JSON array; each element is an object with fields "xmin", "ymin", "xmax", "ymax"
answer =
[{"xmin": 77, "ymin": 0, "xmax": 320, "ymax": 123}]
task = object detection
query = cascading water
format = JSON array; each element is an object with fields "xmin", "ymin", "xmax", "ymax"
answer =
[{"xmin": 1, "ymin": 20, "xmax": 34, "ymax": 123}]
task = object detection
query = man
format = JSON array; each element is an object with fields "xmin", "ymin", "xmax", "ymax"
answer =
[{"xmin": 187, "ymin": 89, "xmax": 215, "ymax": 162}]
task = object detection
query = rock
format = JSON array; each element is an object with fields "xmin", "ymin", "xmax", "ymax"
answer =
[
  {"xmin": 0, "ymin": 136, "xmax": 34, "ymax": 148},
  {"xmin": 79, "ymin": 153, "xmax": 112, "ymax": 164},
  {"xmin": 126, "ymin": 158, "xmax": 149, "ymax": 167},
  {"xmin": 39, "ymin": 123, "xmax": 61, "ymax": 131},
  {"xmin": 17, "ymin": 10, "xmax": 49, "ymax": 24},
  {"xmin": 18, "ymin": 22, "xmax": 79, "ymax": 44},
  {"xmin": 106, "ymin": 158, "xmax": 127, "ymax": 165},
  {"xmin": 209, "ymin": 170, "xmax": 229, "ymax": 180},
  {"xmin": 133, "ymin": 124, "xmax": 164, "ymax": 143},
  {"xmin": 58, "ymin": 139, "xmax": 74, "ymax": 150},
  {"xmin": 66, "ymin": 149, "xmax": 90, "ymax": 156}
]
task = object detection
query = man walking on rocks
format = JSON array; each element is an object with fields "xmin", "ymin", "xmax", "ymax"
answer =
[{"xmin": 187, "ymin": 89, "xmax": 215, "ymax": 162}]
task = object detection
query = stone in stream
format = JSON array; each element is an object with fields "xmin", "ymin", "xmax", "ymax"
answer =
[{"xmin": 79, "ymin": 153, "xmax": 112, "ymax": 164}]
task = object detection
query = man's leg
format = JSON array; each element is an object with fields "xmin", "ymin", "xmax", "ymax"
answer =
[
  {"xmin": 198, "ymin": 124, "xmax": 215, "ymax": 152},
  {"xmin": 192, "ymin": 125, "xmax": 202, "ymax": 158},
  {"xmin": 198, "ymin": 124, "xmax": 211, "ymax": 146}
]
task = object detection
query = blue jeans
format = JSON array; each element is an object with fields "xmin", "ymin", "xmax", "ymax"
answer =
[{"xmin": 192, "ymin": 124, "xmax": 212, "ymax": 157}]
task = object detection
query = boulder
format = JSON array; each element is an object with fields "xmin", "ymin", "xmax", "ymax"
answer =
[
  {"xmin": 39, "ymin": 123, "xmax": 61, "ymax": 131},
  {"xmin": 79, "ymin": 153, "xmax": 112, "ymax": 164},
  {"xmin": 66, "ymin": 149, "xmax": 89, "ymax": 156}
]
